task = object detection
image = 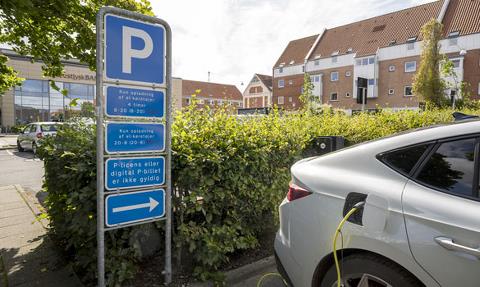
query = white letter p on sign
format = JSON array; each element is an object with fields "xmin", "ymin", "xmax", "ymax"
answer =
[{"xmin": 122, "ymin": 26, "xmax": 153, "ymax": 74}]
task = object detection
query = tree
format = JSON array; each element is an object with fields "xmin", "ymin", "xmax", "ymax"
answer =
[
  {"xmin": 299, "ymin": 73, "xmax": 320, "ymax": 113},
  {"xmin": 412, "ymin": 18, "xmax": 447, "ymax": 108},
  {"xmin": 441, "ymin": 58, "xmax": 474, "ymax": 109},
  {"xmin": 0, "ymin": 0, "xmax": 153, "ymax": 94}
]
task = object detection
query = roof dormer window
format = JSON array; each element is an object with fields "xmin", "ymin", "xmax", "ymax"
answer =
[
  {"xmin": 448, "ymin": 31, "xmax": 460, "ymax": 38},
  {"xmin": 331, "ymin": 51, "xmax": 340, "ymax": 56},
  {"xmin": 407, "ymin": 36, "xmax": 417, "ymax": 43},
  {"xmin": 289, "ymin": 60, "xmax": 295, "ymax": 65},
  {"xmin": 388, "ymin": 40, "xmax": 396, "ymax": 46},
  {"xmin": 346, "ymin": 47, "xmax": 353, "ymax": 53},
  {"xmin": 314, "ymin": 55, "xmax": 321, "ymax": 59}
]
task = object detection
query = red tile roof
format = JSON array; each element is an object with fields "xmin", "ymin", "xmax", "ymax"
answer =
[
  {"xmin": 442, "ymin": 0, "xmax": 480, "ymax": 37},
  {"xmin": 309, "ymin": 0, "xmax": 444, "ymax": 59},
  {"xmin": 274, "ymin": 34, "xmax": 319, "ymax": 68},
  {"xmin": 182, "ymin": 79, "xmax": 242, "ymax": 101},
  {"xmin": 256, "ymin": 73, "xmax": 273, "ymax": 91}
]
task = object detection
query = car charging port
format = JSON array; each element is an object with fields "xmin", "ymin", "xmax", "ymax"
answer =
[{"xmin": 343, "ymin": 192, "xmax": 367, "ymax": 225}]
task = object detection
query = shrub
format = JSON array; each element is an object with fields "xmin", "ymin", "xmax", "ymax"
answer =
[{"xmin": 38, "ymin": 107, "xmax": 480, "ymax": 285}]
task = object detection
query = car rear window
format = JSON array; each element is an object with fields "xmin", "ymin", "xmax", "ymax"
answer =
[
  {"xmin": 380, "ymin": 144, "xmax": 429, "ymax": 175},
  {"xmin": 41, "ymin": 124, "xmax": 57, "ymax": 132}
]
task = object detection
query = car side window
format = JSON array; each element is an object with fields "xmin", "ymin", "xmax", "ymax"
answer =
[
  {"xmin": 416, "ymin": 138, "xmax": 476, "ymax": 197},
  {"xmin": 380, "ymin": 144, "xmax": 429, "ymax": 175},
  {"xmin": 30, "ymin": 125, "xmax": 37, "ymax": 133},
  {"xmin": 22, "ymin": 125, "xmax": 31, "ymax": 133}
]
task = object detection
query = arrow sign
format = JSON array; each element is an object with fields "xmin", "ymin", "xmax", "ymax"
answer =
[
  {"xmin": 105, "ymin": 189, "xmax": 165, "ymax": 227},
  {"xmin": 112, "ymin": 197, "xmax": 159, "ymax": 213}
]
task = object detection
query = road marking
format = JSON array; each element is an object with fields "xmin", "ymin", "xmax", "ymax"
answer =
[
  {"xmin": 6, "ymin": 150, "xmax": 13, "ymax": 156},
  {"xmin": 112, "ymin": 197, "xmax": 159, "ymax": 213}
]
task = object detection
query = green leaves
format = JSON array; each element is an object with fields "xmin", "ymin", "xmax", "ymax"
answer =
[{"xmin": 0, "ymin": 54, "xmax": 23, "ymax": 94}]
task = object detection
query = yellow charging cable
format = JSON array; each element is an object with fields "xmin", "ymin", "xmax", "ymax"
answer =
[
  {"xmin": 256, "ymin": 272, "xmax": 288, "ymax": 287},
  {"xmin": 332, "ymin": 202, "xmax": 365, "ymax": 287}
]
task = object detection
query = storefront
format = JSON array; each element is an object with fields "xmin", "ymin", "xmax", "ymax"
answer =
[{"xmin": 0, "ymin": 49, "xmax": 96, "ymax": 130}]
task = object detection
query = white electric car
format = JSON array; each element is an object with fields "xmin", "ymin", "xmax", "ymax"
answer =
[{"xmin": 275, "ymin": 119, "xmax": 480, "ymax": 287}]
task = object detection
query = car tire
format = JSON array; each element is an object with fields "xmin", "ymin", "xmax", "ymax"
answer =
[
  {"xmin": 17, "ymin": 141, "xmax": 24, "ymax": 152},
  {"xmin": 320, "ymin": 253, "xmax": 423, "ymax": 287}
]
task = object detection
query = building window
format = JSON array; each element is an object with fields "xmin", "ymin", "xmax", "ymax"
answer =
[
  {"xmin": 405, "ymin": 86, "xmax": 413, "ymax": 96},
  {"xmin": 302, "ymin": 66, "xmax": 305, "ymax": 72},
  {"xmin": 407, "ymin": 42, "xmax": 415, "ymax": 50},
  {"xmin": 362, "ymin": 58, "xmax": 369, "ymax": 65},
  {"xmin": 279, "ymin": 67, "xmax": 283, "ymax": 73},
  {"xmin": 345, "ymin": 71, "xmax": 351, "ymax": 77},
  {"xmin": 185, "ymin": 98, "xmax": 190, "ymax": 104},
  {"xmin": 278, "ymin": 80, "xmax": 285, "ymax": 88},
  {"xmin": 478, "ymin": 82, "xmax": 480, "ymax": 95},
  {"xmin": 368, "ymin": 79, "xmax": 375, "ymax": 86},
  {"xmin": 331, "ymin": 72, "xmax": 339, "ymax": 81},
  {"xmin": 332, "ymin": 56, "xmax": 338, "ymax": 63},
  {"xmin": 14, "ymin": 79, "xmax": 94, "ymax": 124},
  {"xmin": 356, "ymin": 59, "xmax": 362, "ymax": 66},
  {"xmin": 289, "ymin": 80, "xmax": 293, "ymax": 85},
  {"xmin": 288, "ymin": 97, "xmax": 292, "ymax": 102},
  {"xmin": 315, "ymin": 76, "xmax": 320, "ymax": 82},
  {"xmin": 368, "ymin": 57, "xmax": 375, "ymax": 64},
  {"xmin": 448, "ymin": 31, "xmax": 460, "ymax": 46},
  {"xmin": 388, "ymin": 89, "xmax": 395, "ymax": 95},
  {"xmin": 278, "ymin": 96, "xmax": 284, "ymax": 104},
  {"xmin": 452, "ymin": 59, "xmax": 461, "ymax": 68},
  {"xmin": 330, "ymin": 93, "xmax": 338, "ymax": 101},
  {"xmin": 449, "ymin": 37, "xmax": 458, "ymax": 46},
  {"xmin": 314, "ymin": 60, "xmax": 320, "ymax": 66},
  {"xmin": 405, "ymin": 61, "xmax": 416, "ymax": 73},
  {"xmin": 388, "ymin": 65, "xmax": 395, "ymax": 72},
  {"xmin": 345, "ymin": 92, "xmax": 351, "ymax": 97}
]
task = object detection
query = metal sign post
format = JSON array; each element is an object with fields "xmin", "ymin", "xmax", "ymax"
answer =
[{"xmin": 96, "ymin": 7, "xmax": 172, "ymax": 286}]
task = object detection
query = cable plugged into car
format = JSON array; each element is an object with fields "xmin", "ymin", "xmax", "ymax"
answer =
[{"xmin": 333, "ymin": 193, "xmax": 390, "ymax": 287}]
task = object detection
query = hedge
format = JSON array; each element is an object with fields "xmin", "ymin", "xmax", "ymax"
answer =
[{"xmin": 38, "ymin": 106, "xmax": 479, "ymax": 285}]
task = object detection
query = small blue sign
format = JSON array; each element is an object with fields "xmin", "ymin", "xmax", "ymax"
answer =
[
  {"xmin": 105, "ymin": 86, "xmax": 165, "ymax": 118},
  {"xmin": 105, "ymin": 122, "xmax": 165, "ymax": 154},
  {"xmin": 105, "ymin": 189, "xmax": 165, "ymax": 227},
  {"xmin": 105, "ymin": 157, "xmax": 165, "ymax": 190},
  {"xmin": 105, "ymin": 14, "xmax": 165, "ymax": 85}
]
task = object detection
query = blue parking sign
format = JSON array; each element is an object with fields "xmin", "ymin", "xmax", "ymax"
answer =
[
  {"xmin": 104, "ymin": 14, "xmax": 165, "ymax": 85},
  {"xmin": 105, "ymin": 189, "xmax": 165, "ymax": 227},
  {"xmin": 105, "ymin": 85, "xmax": 165, "ymax": 118},
  {"xmin": 105, "ymin": 157, "xmax": 165, "ymax": 190},
  {"xmin": 105, "ymin": 122, "xmax": 165, "ymax": 154}
]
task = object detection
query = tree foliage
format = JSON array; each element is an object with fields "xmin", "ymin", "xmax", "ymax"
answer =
[
  {"xmin": 0, "ymin": 0, "xmax": 153, "ymax": 93},
  {"xmin": 412, "ymin": 18, "xmax": 447, "ymax": 108},
  {"xmin": 0, "ymin": 54, "xmax": 23, "ymax": 93},
  {"xmin": 299, "ymin": 73, "xmax": 321, "ymax": 113}
]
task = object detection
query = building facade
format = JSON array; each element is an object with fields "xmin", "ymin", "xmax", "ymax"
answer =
[
  {"xmin": 273, "ymin": 0, "xmax": 480, "ymax": 114},
  {"xmin": 180, "ymin": 79, "xmax": 243, "ymax": 111},
  {"xmin": 0, "ymin": 49, "xmax": 96, "ymax": 129},
  {"xmin": 242, "ymin": 74, "xmax": 273, "ymax": 108}
]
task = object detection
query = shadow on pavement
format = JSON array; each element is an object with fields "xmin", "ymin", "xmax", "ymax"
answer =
[{"xmin": 12, "ymin": 151, "xmax": 36, "ymax": 160}]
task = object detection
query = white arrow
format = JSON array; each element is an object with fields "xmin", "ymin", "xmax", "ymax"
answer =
[{"xmin": 112, "ymin": 197, "xmax": 159, "ymax": 213}]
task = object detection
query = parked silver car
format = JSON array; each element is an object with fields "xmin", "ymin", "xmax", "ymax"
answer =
[
  {"xmin": 17, "ymin": 122, "xmax": 59, "ymax": 154},
  {"xmin": 275, "ymin": 120, "xmax": 480, "ymax": 287}
]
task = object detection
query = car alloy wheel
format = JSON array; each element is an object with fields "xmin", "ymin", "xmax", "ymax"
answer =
[{"xmin": 332, "ymin": 273, "xmax": 392, "ymax": 287}]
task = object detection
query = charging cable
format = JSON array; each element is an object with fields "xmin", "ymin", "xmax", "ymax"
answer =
[
  {"xmin": 256, "ymin": 272, "xmax": 288, "ymax": 287},
  {"xmin": 332, "ymin": 201, "xmax": 365, "ymax": 287}
]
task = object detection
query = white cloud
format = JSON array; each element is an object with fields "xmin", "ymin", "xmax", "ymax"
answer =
[{"xmin": 151, "ymin": 0, "xmax": 435, "ymax": 91}]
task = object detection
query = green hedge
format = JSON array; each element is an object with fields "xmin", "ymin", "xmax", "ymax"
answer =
[{"xmin": 38, "ymin": 107, "xmax": 478, "ymax": 285}]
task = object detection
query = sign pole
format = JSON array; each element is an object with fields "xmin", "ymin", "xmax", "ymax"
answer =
[
  {"xmin": 164, "ymin": 21, "xmax": 173, "ymax": 284},
  {"xmin": 95, "ymin": 8, "xmax": 106, "ymax": 287}
]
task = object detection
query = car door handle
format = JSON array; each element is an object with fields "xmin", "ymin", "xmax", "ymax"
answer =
[{"xmin": 435, "ymin": 236, "xmax": 480, "ymax": 258}]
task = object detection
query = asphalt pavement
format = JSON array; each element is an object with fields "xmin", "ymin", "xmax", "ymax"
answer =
[{"xmin": 0, "ymin": 149, "xmax": 44, "ymax": 192}]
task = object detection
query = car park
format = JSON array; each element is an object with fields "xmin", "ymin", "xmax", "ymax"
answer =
[
  {"xmin": 17, "ymin": 122, "xmax": 59, "ymax": 154},
  {"xmin": 275, "ymin": 119, "xmax": 480, "ymax": 287}
]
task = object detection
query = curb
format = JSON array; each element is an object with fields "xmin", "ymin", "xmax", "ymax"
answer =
[
  {"xmin": 0, "ymin": 146, "xmax": 16, "ymax": 150},
  {"xmin": 14, "ymin": 185, "xmax": 48, "ymax": 229}
]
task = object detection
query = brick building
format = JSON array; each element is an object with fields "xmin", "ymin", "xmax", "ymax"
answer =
[
  {"xmin": 273, "ymin": 0, "xmax": 480, "ymax": 113},
  {"xmin": 242, "ymin": 73, "xmax": 273, "ymax": 108},
  {"xmin": 180, "ymin": 79, "xmax": 243, "ymax": 111}
]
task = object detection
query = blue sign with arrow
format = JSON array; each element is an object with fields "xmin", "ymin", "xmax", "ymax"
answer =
[
  {"xmin": 105, "ymin": 189, "xmax": 165, "ymax": 227},
  {"xmin": 105, "ymin": 122, "xmax": 165, "ymax": 153},
  {"xmin": 105, "ymin": 157, "xmax": 165, "ymax": 190},
  {"xmin": 105, "ymin": 85, "xmax": 165, "ymax": 118},
  {"xmin": 104, "ymin": 14, "xmax": 165, "ymax": 85}
]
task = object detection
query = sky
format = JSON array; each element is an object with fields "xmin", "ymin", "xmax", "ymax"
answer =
[{"xmin": 150, "ymin": 0, "xmax": 435, "ymax": 92}]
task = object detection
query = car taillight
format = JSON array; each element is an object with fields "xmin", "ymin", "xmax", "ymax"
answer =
[
  {"xmin": 36, "ymin": 132, "xmax": 43, "ymax": 139},
  {"xmin": 287, "ymin": 182, "xmax": 312, "ymax": 201}
]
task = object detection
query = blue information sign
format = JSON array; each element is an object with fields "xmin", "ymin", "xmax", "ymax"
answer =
[
  {"xmin": 104, "ymin": 14, "xmax": 165, "ymax": 85},
  {"xmin": 105, "ymin": 157, "xmax": 165, "ymax": 190},
  {"xmin": 105, "ymin": 85, "xmax": 165, "ymax": 118},
  {"xmin": 105, "ymin": 189, "xmax": 165, "ymax": 227},
  {"xmin": 105, "ymin": 122, "xmax": 165, "ymax": 153}
]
